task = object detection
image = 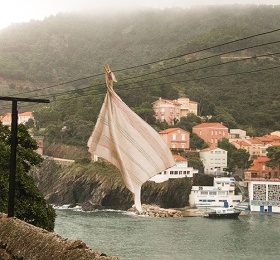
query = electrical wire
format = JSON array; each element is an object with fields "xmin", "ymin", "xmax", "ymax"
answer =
[{"xmin": 6, "ymin": 27, "xmax": 280, "ymax": 98}]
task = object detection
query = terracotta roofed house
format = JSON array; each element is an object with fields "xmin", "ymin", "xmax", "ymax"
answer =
[
  {"xmin": 153, "ymin": 98, "xmax": 181, "ymax": 125},
  {"xmin": 192, "ymin": 122, "xmax": 228, "ymax": 147},
  {"xmin": 159, "ymin": 128, "xmax": 190, "ymax": 150}
]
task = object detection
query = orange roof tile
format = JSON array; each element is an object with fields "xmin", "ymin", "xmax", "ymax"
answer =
[
  {"xmin": 193, "ymin": 122, "xmax": 228, "ymax": 129},
  {"xmin": 234, "ymin": 140, "xmax": 251, "ymax": 146},
  {"xmin": 19, "ymin": 112, "xmax": 32, "ymax": 116},
  {"xmin": 159, "ymin": 128, "xmax": 189, "ymax": 134},
  {"xmin": 173, "ymin": 155, "xmax": 187, "ymax": 161},
  {"xmin": 246, "ymin": 138, "xmax": 263, "ymax": 145},
  {"xmin": 200, "ymin": 147, "xmax": 224, "ymax": 152}
]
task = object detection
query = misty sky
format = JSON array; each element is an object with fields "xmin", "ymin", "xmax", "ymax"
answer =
[{"xmin": 1, "ymin": 0, "xmax": 280, "ymax": 30}]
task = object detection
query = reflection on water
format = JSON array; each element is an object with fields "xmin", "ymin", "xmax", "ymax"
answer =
[{"xmin": 54, "ymin": 209, "xmax": 280, "ymax": 260}]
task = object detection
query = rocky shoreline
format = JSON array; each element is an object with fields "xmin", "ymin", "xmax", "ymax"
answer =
[{"xmin": 128, "ymin": 204, "xmax": 204, "ymax": 218}]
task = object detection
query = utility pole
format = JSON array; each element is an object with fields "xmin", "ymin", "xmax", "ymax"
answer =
[{"xmin": 0, "ymin": 96, "xmax": 49, "ymax": 217}]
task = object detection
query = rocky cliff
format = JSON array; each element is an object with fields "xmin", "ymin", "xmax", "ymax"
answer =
[
  {"xmin": 0, "ymin": 212, "xmax": 117, "ymax": 259},
  {"xmin": 29, "ymin": 160, "xmax": 202, "ymax": 210}
]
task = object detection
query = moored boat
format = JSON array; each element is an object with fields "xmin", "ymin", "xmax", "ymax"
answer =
[{"xmin": 205, "ymin": 206, "xmax": 241, "ymax": 219}]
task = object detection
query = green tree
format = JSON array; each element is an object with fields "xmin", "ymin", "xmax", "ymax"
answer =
[
  {"xmin": 0, "ymin": 123, "xmax": 56, "ymax": 231},
  {"xmin": 266, "ymin": 146, "xmax": 280, "ymax": 169},
  {"xmin": 189, "ymin": 133, "xmax": 209, "ymax": 150},
  {"xmin": 218, "ymin": 138, "xmax": 252, "ymax": 173}
]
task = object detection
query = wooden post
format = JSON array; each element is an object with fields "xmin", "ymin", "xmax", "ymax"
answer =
[
  {"xmin": 0, "ymin": 96, "xmax": 50, "ymax": 217},
  {"xmin": 8, "ymin": 100, "xmax": 18, "ymax": 217}
]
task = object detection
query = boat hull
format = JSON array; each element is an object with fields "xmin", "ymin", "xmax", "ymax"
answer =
[{"xmin": 207, "ymin": 212, "xmax": 240, "ymax": 219}]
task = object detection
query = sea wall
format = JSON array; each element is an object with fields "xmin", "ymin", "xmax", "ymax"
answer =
[{"xmin": 0, "ymin": 212, "xmax": 117, "ymax": 260}]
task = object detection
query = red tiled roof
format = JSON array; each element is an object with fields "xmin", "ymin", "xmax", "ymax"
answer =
[
  {"xmin": 193, "ymin": 122, "xmax": 228, "ymax": 129},
  {"xmin": 233, "ymin": 140, "xmax": 251, "ymax": 146},
  {"xmin": 255, "ymin": 156, "xmax": 270, "ymax": 163},
  {"xmin": 255, "ymin": 136, "xmax": 273, "ymax": 142},
  {"xmin": 173, "ymin": 155, "xmax": 187, "ymax": 161},
  {"xmin": 200, "ymin": 147, "xmax": 221, "ymax": 152},
  {"xmin": 19, "ymin": 112, "xmax": 32, "ymax": 116},
  {"xmin": 246, "ymin": 138, "xmax": 263, "ymax": 145},
  {"xmin": 159, "ymin": 128, "xmax": 189, "ymax": 134}
]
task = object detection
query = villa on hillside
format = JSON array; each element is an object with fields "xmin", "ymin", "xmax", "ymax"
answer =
[
  {"xmin": 1, "ymin": 112, "xmax": 34, "ymax": 126},
  {"xmin": 200, "ymin": 147, "xmax": 228, "ymax": 175},
  {"xmin": 192, "ymin": 122, "xmax": 228, "ymax": 147},
  {"xmin": 153, "ymin": 97, "xmax": 198, "ymax": 125},
  {"xmin": 228, "ymin": 129, "xmax": 247, "ymax": 142},
  {"xmin": 189, "ymin": 177, "xmax": 242, "ymax": 209},
  {"xmin": 245, "ymin": 156, "xmax": 279, "ymax": 180},
  {"xmin": 159, "ymin": 128, "xmax": 190, "ymax": 151},
  {"xmin": 149, "ymin": 155, "xmax": 198, "ymax": 183}
]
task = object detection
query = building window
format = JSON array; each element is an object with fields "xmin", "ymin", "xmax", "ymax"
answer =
[
  {"xmin": 182, "ymin": 134, "xmax": 185, "ymax": 140},
  {"xmin": 211, "ymin": 139, "xmax": 213, "ymax": 143},
  {"xmin": 215, "ymin": 131, "xmax": 217, "ymax": 135},
  {"xmin": 200, "ymin": 130, "xmax": 202, "ymax": 136},
  {"xmin": 172, "ymin": 134, "xmax": 176, "ymax": 140},
  {"xmin": 211, "ymin": 131, "xmax": 213, "ymax": 135}
]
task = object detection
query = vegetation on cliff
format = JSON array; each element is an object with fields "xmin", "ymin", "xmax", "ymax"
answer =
[
  {"xmin": 0, "ymin": 123, "xmax": 56, "ymax": 232},
  {"xmin": 29, "ymin": 159, "xmax": 208, "ymax": 210}
]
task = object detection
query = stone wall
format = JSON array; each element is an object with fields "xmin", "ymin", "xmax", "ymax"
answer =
[{"xmin": 0, "ymin": 213, "xmax": 117, "ymax": 260}]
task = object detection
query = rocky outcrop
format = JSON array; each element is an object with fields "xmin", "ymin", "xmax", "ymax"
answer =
[
  {"xmin": 128, "ymin": 204, "xmax": 182, "ymax": 218},
  {"xmin": 0, "ymin": 212, "xmax": 117, "ymax": 259},
  {"xmin": 29, "ymin": 160, "xmax": 193, "ymax": 210}
]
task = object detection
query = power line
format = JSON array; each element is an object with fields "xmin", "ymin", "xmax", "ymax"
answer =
[
  {"xmin": 6, "ymin": 27, "xmax": 280, "ymax": 97},
  {"xmin": 3, "ymin": 50, "xmax": 280, "ymax": 111},
  {"xmin": 10, "ymin": 39, "xmax": 280, "ymax": 105}
]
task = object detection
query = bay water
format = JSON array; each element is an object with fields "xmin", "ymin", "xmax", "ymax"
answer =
[{"xmin": 54, "ymin": 208, "xmax": 280, "ymax": 260}]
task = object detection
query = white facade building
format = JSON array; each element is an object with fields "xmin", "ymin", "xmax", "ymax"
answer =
[
  {"xmin": 248, "ymin": 181, "xmax": 280, "ymax": 213},
  {"xmin": 189, "ymin": 177, "xmax": 242, "ymax": 208},
  {"xmin": 149, "ymin": 155, "xmax": 198, "ymax": 183},
  {"xmin": 200, "ymin": 147, "xmax": 227, "ymax": 175},
  {"xmin": 229, "ymin": 129, "xmax": 248, "ymax": 142}
]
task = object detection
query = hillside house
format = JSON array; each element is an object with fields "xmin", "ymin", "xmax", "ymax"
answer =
[
  {"xmin": 153, "ymin": 97, "xmax": 198, "ymax": 125},
  {"xmin": 176, "ymin": 97, "xmax": 198, "ymax": 116},
  {"xmin": 232, "ymin": 138, "xmax": 264, "ymax": 159},
  {"xmin": 192, "ymin": 122, "xmax": 228, "ymax": 147},
  {"xmin": 1, "ymin": 112, "xmax": 33, "ymax": 126},
  {"xmin": 153, "ymin": 98, "xmax": 181, "ymax": 125},
  {"xmin": 159, "ymin": 128, "xmax": 190, "ymax": 151},
  {"xmin": 228, "ymin": 129, "xmax": 247, "ymax": 142},
  {"xmin": 244, "ymin": 156, "xmax": 280, "ymax": 181},
  {"xmin": 271, "ymin": 131, "xmax": 280, "ymax": 137},
  {"xmin": 149, "ymin": 155, "xmax": 198, "ymax": 183},
  {"xmin": 200, "ymin": 147, "xmax": 228, "ymax": 175},
  {"xmin": 1, "ymin": 113, "xmax": 12, "ymax": 126}
]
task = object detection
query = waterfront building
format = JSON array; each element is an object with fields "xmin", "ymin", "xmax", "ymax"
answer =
[
  {"xmin": 189, "ymin": 177, "xmax": 242, "ymax": 208},
  {"xmin": 192, "ymin": 122, "xmax": 228, "ymax": 147},
  {"xmin": 149, "ymin": 155, "xmax": 198, "ymax": 183},
  {"xmin": 200, "ymin": 147, "xmax": 227, "ymax": 175},
  {"xmin": 159, "ymin": 128, "xmax": 190, "ymax": 151},
  {"xmin": 247, "ymin": 181, "xmax": 280, "ymax": 213}
]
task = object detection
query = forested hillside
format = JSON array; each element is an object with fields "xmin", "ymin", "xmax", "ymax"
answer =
[{"xmin": 0, "ymin": 5, "xmax": 280, "ymax": 146}]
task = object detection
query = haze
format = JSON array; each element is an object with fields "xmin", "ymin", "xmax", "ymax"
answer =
[{"xmin": 1, "ymin": 0, "xmax": 280, "ymax": 30}]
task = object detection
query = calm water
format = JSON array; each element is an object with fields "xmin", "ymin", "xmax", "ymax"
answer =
[{"xmin": 54, "ymin": 208, "xmax": 280, "ymax": 260}]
